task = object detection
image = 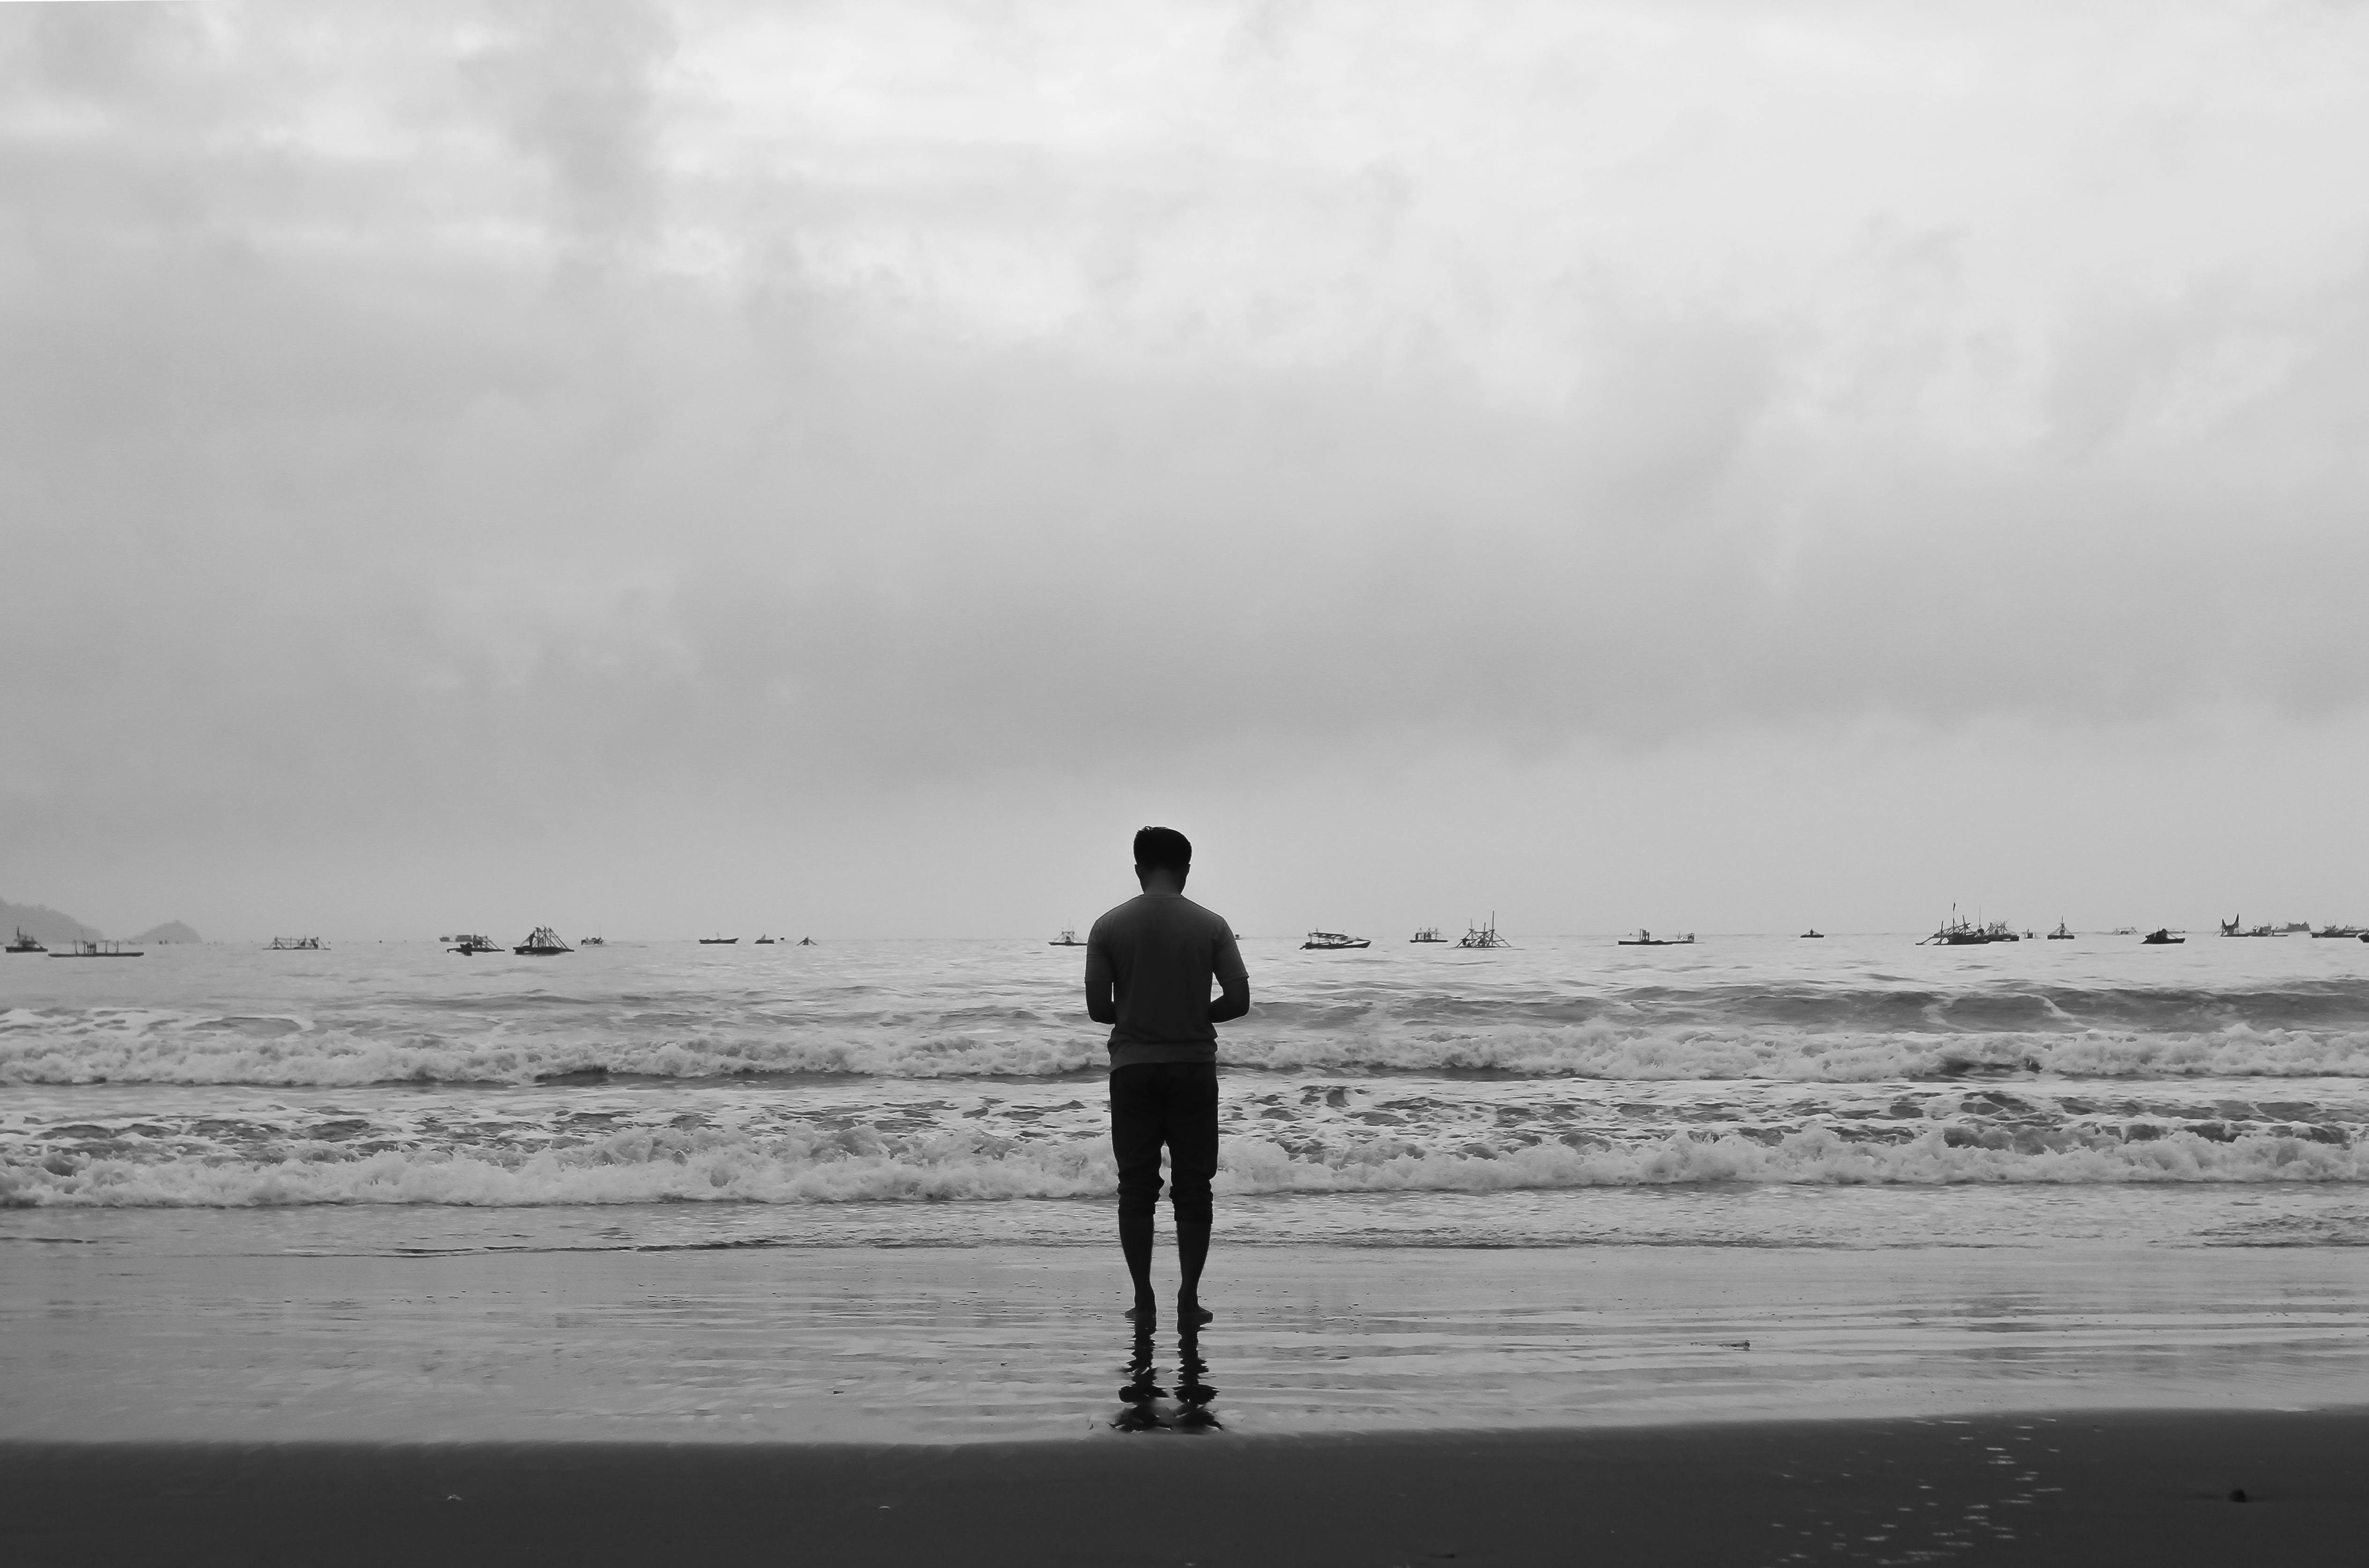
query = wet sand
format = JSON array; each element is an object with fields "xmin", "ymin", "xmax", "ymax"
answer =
[
  {"xmin": 5, "ymin": 1409, "xmax": 2364, "ymax": 1566},
  {"xmin": 10, "ymin": 1231, "xmax": 2369, "ymax": 1442}
]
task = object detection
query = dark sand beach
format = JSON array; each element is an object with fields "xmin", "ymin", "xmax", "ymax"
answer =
[{"xmin": 6, "ymin": 1410, "xmax": 2365, "ymax": 1566}]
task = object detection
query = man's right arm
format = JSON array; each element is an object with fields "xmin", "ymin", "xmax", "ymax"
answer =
[{"xmin": 1209, "ymin": 971, "xmax": 1249, "ymax": 1025}]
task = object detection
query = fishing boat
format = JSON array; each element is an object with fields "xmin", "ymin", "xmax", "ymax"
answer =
[
  {"xmin": 266, "ymin": 936, "xmax": 325, "ymax": 951},
  {"xmin": 447, "ymin": 934, "xmax": 500, "ymax": 954},
  {"xmin": 1800, "ymin": 929, "xmax": 1825, "ymax": 938},
  {"xmin": 51, "ymin": 939, "xmax": 142, "ymax": 958},
  {"xmin": 1455, "ymin": 915, "xmax": 1512, "ymax": 949},
  {"xmin": 1302, "ymin": 931, "xmax": 1370, "ymax": 950},
  {"xmin": 1920, "ymin": 907, "xmax": 2008, "ymax": 945},
  {"xmin": 755, "ymin": 935, "xmax": 777, "ymax": 945},
  {"xmin": 513, "ymin": 926, "xmax": 571, "ymax": 956},
  {"xmin": 2142, "ymin": 928, "xmax": 2185, "ymax": 945},
  {"xmin": 6, "ymin": 928, "xmax": 44, "ymax": 954},
  {"xmin": 580, "ymin": 935, "xmax": 606, "ymax": 946},
  {"xmin": 2046, "ymin": 921, "xmax": 2075, "ymax": 940},
  {"xmin": 1049, "ymin": 929, "xmax": 1085, "ymax": 947},
  {"xmin": 1410, "ymin": 927, "xmax": 1446, "ymax": 943},
  {"xmin": 1618, "ymin": 930, "xmax": 1694, "ymax": 946},
  {"xmin": 699, "ymin": 935, "xmax": 738, "ymax": 945},
  {"xmin": 2219, "ymin": 916, "xmax": 2280, "ymax": 938},
  {"xmin": 2311, "ymin": 925, "xmax": 2362, "ymax": 938},
  {"xmin": 797, "ymin": 937, "xmax": 817, "ymax": 946}
]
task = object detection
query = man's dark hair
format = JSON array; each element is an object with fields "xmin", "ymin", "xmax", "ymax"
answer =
[{"xmin": 1133, "ymin": 826, "xmax": 1192, "ymax": 872}]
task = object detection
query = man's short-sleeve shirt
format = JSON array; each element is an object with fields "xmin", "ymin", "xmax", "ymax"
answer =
[{"xmin": 1085, "ymin": 893, "xmax": 1247, "ymax": 1070}]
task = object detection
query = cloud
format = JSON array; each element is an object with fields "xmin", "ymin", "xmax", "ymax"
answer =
[{"xmin": 4, "ymin": 0, "xmax": 2368, "ymax": 835}]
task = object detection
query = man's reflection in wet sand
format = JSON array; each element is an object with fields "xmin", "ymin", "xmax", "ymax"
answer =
[{"xmin": 1113, "ymin": 1327, "xmax": 1221, "ymax": 1432}]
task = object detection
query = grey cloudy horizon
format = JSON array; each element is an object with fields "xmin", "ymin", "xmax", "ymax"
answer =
[{"xmin": 5, "ymin": 0, "xmax": 2367, "ymax": 940}]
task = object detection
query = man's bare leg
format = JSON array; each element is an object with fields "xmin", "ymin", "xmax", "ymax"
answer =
[
  {"xmin": 1177, "ymin": 1220, "xmax": 1213, "ymax": 1325},
  {"xmin": 1120, "ymin": 1214, "xmax": 1157, "ymax": 1321}
]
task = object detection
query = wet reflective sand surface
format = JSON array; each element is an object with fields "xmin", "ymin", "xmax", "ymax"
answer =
[{"xmin": 7, "ymin": 1210, "xmax": 2368, "ymax": 1443}]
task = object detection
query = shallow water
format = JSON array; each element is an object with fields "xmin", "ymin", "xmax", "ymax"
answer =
[
  {"xmin": 6, "ymin": 1217, "xmax": 2366, "ymax": 1442},
  {"xmin": 8, "ymin": 934, "xmax": 2369, "ymax": 1439}
]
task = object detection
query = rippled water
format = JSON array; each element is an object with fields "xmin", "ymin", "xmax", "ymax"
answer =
[{"xmin": 6, "ymin": 933, "xmax": 2369, "ymax": 1243}]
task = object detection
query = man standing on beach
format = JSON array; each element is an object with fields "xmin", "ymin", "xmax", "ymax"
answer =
[{"xmin": 1084, "ymin": 826, "xmax": 1249, "ymax": 1328}]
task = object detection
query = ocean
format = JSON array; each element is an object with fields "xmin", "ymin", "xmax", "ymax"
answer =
[{"xmin": 7, "ymin": 932, "xmax": 2369, "ymax": 1441}]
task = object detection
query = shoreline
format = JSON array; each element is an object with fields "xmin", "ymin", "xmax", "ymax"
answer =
[
  {"xmin": 10, "ymin": 1236, "xmax": 2369, "ymax": 1444},
  {"xmin": 8, "ymin": 1408, "xmax": 2367, "ymax": 1565}
]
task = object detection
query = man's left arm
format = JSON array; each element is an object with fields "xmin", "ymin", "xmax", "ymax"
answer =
[{"xmin": 1084, "ymin": 937, "xmax": 1117, "ymax": 1026}]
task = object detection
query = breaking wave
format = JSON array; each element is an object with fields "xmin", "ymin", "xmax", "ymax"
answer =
[
  {"xmin": 7, "ymin": 1013, "xmax": 2369, "ymax": 1085},
  {"xmin": 4, "ymin": 1121, "xmax": 2361, "ymax": 1209}
]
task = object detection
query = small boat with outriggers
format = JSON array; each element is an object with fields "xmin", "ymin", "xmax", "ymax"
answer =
[
  {"xmin": 1302, "ymin": 931, "xmax": 1370, "ymax": 950},
  {"xmin": 2141, "ymin": 928, "xmax": 2185, "ymax": 945},
  {"xmin": 2047, "ymin": 921, "xmax": 2075, "ymax": 940},
  {"xmin": 1800, "ymin": 929, "xmax": 1825, "ymax": 938},
  {"xmin": 2219, "ymin": 916, "xmax": 2282, "ymax": 938},
  {"xmin": 266, "ymin": 936, "xmax": 325, "ymax": 951},
  {"xmin": 513, "ymin": 926, "xmax": 571, "ymax": 956},
  {"xmin": 6, "ymin": 928, "xmax": 45, "ymax": 954},
  {"xmin": 1920, "ymin": 908, "xmax": 2020, "ymax": 945},
  {"xmin": 51, "ymin": 939, "xmax": 142, "ymax": 958},
  {"xmin": 1049, "ymin": 929, "xmax": 1084, "ymax": 947},
  {"xmin": 447, "ymin": 934, "xmax": 500, "ymax": 954},
  {"xmin": 1618, "ymin": 930, "xmax": 1694, "ymax": 946},
  {"xmin": 1410, "ymin": 927, "xmax": 1445, "ymax": 943},
  {"xmin": 1456, "ymin": 915, "xmax": 1512, "ymax": 949}
]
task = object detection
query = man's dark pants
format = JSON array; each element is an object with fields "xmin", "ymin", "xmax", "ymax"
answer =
[{"xmin": 1110, "ymin": 1062, "xmax": 1218, "ymax": 1223}]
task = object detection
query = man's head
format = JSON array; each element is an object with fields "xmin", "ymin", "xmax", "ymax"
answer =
[{"xmin": 1133, "ymin": 826, "xmax": 1192, "ymax": 892}]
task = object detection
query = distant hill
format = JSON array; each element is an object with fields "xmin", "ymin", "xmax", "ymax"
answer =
[
  {"xmin": 0, "ymin": 898, "xmax": 104, "ymax": 945},
  {"xmin": 0, "ymin": 900, "xmax": 200, "ymax": 945}
]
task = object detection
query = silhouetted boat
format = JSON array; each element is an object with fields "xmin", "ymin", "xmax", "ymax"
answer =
[
  {"xmin": 1302, "ymin": 931, "xmax": 1369, "ymax": 950},
  {"xmin": 2142, "ymin": 928, "xmax": 2185, "ymax": 945},
  {"xmin": 1410, "ymin": 927, "xmax": 1446, "ymax": 943},
  {"xmin": 6, "ymin": 928, "xmax": 44, "ymax": 954},
  {"xmin": 755, "ymin": 935, "xmax": 777, "ymax": 945},
  {"xmin": 580, "ymin": 935, "xmax": 605, "ymax": 946},
  {"xmin": 51, "ymin": 939, "xmax": 142, "ymax": 958},
  {"xmin": 1619, "ymin": 930, "xmax": 1693, "ymax": 946},
  {"xmin": 1800, "ymin": 929, "xmax": 1825, "ymax": 938},
  {"xmin": 513, "ymin": 927, "xmax": 571, "ymax": 955},
  {"xmin": 1049, "ymin": 929, "xmax": 1084, "ymax": 946},
  {"xmin": 699, "ymin": 935, "xmax": 738, "ymax": 945},
  {"xmin": 797, "ymin": 937, "xmax": 817, "ymax": 946},
  {"xmin": 2219, "ymin": 916, "xmax": 2280, "ymax": 938},
  {"xmin": 2047, "ymin": 922, "xmax": 2075, "ymax": 940},
  {"xmin": 447, "ymin": 934, "xmax": 499, "ymax": 954},
  {"xmin": 1455, "ymin": 916, "xmax": 1512, "ymax": 949},
  {"xmin": 1920, "ymin": 907, "xmax": 2016, "ymax": 945},
  {"xmin": 2311, "ymin": 925, "xmax": 2362, "ymax": 938},
  {"xmin": 266, "ymin": 936, "xmax": 324, "ymax": 951}
]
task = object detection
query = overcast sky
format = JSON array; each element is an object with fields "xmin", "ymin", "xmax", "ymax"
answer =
[{"xmin": 4, "ymin": 0, "xmax": 2367, "ymax": 940}]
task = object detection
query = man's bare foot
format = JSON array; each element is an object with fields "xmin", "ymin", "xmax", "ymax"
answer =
[{"xmin": 1178, "ymin": 1297, "xmax": 1214, "ymax": 1326}]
